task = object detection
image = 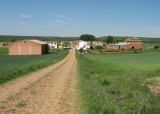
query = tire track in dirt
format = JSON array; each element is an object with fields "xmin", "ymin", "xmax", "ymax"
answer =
[{"xmin": 0, "ymin": 50, "xmax": 77, "ymax": 114}]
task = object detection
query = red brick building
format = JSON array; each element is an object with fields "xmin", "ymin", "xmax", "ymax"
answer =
[
  {"xmin": 9, "ymin": 40, "xmax": 48, "ymax": 55},
  {"xmin": 124, "ymin": 37, "xmax": 143, "ymax": 49},
  {"xmin": 107, "ymin": 37, "xmax": 143, "ymax": 50}
]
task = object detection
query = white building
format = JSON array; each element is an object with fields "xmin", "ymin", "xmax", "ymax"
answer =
[
  {"xmin": 75, "ymin": 40, "xmax": 90, "ymax": 50},
  {"xmin": 44, "ymin": 41, "xmax": 58, "ymax": 49}
]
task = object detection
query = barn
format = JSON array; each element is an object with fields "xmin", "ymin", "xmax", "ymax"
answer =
[{"xmin": 9, "ymin": 40, "xmax": 48, "ymax": 55}]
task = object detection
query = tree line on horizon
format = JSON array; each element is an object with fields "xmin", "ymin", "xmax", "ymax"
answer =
[
  {"xmin": 0, "ymin": 35, "xmax": 160, "ymax": 43},
  {"xmin": 80, "ymin": 34, "xmax": 113, "ymax": 44}
]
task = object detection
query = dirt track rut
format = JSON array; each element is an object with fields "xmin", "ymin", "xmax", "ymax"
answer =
[{"xmin": 0, "ymin": 50, "xmax": 77, "ymax": 114}]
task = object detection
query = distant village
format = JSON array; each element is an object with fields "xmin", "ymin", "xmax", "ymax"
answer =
[{"xmin": 0, "ymin": 37, "xmax": 142, "ymax": 55}]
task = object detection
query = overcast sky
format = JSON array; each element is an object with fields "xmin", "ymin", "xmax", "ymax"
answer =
[{"xmin": 0, "ymin": 0, "xmax": 160, "ymax": 37}]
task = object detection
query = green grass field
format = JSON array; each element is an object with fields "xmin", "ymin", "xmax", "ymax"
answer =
[
  {"xmin": 0, "ymin": 48, "xmax": 69, "ymax": 84},
  {"xmin": 0, "ymin": 47, "xmax": 8, "ymax": 55},
  {"xmin": 142, "ymin": 43, "xmax": 160, "ymax": 49},
  {"xmin": 77, "ymin": 51, "xmax": 160, "ymax": 113}
]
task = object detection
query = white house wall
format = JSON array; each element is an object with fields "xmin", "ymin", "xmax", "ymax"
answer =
[
  {"xmin": 77, "ymin": 41, "xmax": 90, "ymax": 50},
  {"xmin": 48, "ymin": 43, "xmax": 58, "ymax": 49}
]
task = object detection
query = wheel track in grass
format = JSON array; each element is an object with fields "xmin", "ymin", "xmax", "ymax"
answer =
[{"xmin": 0, "ymin": 50, "xmax": 78, "ymax": 114}]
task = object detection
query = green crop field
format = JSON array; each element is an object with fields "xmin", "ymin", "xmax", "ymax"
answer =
[
  {"xmin": 0, "ymin": 47, "xmax": 8, "ymax": 55},
  {"xmin": 142, "ymin": 43, "xmax": 160, "ymax": 49},
  {"xmin": 0, "ymin": 48, "xmax": 69, "ymax": 84},
  {"xmin": 77, "ymin": 51, "xmax": 160, "ymax": 113}
]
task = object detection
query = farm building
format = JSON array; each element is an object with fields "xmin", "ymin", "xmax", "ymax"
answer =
[
  {"xmin": 112, "ymin": 42, "xmax": 130, "ymax": 49},
  {"xmin": 9, "ymin": 40, "xmax": 48, "ymax": 55},
  {"xmin": 107, "ymin": 37, "xmax": 142, "ymax": 50},
  {"xmin": 125, "ymin": 37, "xmax": 142, "ymax": 49},
  {"xmin": 91, "ymin": 41, "xmax": 106, "ymax": 48},
  {"xmin": 43, "ymin": 41, "xmax": 58, "ymax": 49}
]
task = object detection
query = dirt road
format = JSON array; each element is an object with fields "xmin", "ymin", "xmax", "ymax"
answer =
[{"xmin": 0, "ymin": 50, "xmax": 77, "ymax": 114}]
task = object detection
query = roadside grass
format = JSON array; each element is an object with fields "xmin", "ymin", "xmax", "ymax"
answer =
[
  {"xmin": 15, "ymin": 100, "xmax": 26, "ymax": 107},
  {"xmin": 5, "ymin": 109, "xmax": 16, "ymax": 113},
  {"xmin": 0, "ymin": 106, "xmax": 5, "ymax": 109},
  {"xmin": 0, "ymin": 48, "xmax": 69, "ymax": 84},
  {"xmin": 76, "ymin": 51, "xmax": 160, "ymax": 113},
  {"xmin": 6, "ymin": 96, "xmax": 15, "ymax": 101},
  {"xmin": 30, "ymin": 89, "xmax": 36, "ymax": 94}
]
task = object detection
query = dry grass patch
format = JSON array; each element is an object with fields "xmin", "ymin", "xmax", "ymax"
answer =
[{"xmin": 145, "ymin": 76, "xmax": 160, "ymax": 94}]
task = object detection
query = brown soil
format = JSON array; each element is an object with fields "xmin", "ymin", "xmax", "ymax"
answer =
[
  {"xmin": 147, "ymin": 76, "xmax": 160, "ymax": 94},
  {"xmin": 0, "ymin": 50, "xmax": 78, "ymax": 114}
]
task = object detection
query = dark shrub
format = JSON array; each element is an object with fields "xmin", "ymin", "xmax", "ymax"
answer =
[
  {"xmin": 90, "ymin": 46, "xmax": 94, "ymax": 50},
  {"xmin": 79, "ymin": 48, "xmax": 84, "ymax": 53},
  {"xmin": 154, "ymin": 45, "xmax": 160, "ymax": 49},
  {"xmin": 121, "ymin": 48, "xmax": 125, "ymax": 51},
  {"xmin": 95, "ymin": 45, "xmax": 103, "ymax": 50}
]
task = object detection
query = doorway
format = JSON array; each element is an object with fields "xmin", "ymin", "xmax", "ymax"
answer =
[{"xmin": 131, "ymin": 46, "xmax": 135, "ymax": 49}]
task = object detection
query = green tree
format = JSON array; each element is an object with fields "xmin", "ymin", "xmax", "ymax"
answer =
[
  {"xmin": 79, "ymin": 48, "xmax": 84, "ymax": 53},
  {"xmin": 63, "ymin": 41, "xmax": 70, "ymax": 48},
  {"xmin": 80, "ymin": 34, "xmax": 96, "ymax": 41},
  {"xmin": 11, "ymin": 38, "xmax": 18, "ymax": 42},
  {"xmin": 154, "ymin": 45, "xmax": 160, "ymax": 49},
  {"xmin": 106, "ymin": 36, "xmax": 113, "ymax": 44},
  {"xmin": 46, "ymin": 44, "xmax": 50, "ymax": 54}
]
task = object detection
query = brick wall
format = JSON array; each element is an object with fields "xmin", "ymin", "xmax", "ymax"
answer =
[{"xmin": 9, "ymin": 40, "xmax": 43, "ymax": 55}]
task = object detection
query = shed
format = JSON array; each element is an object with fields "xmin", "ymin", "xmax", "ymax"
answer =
[
  {"xmin": 9, "ymin": 40, "xmax": 48, "ymax": 55},
  {"xmin": 113, "ymin": 42, "xmax": 129, "ymax": 49}
]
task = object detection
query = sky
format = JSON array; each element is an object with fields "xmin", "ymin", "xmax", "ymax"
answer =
[{"xmin": 0, "ymin": 0, "xmax": 160, "ymax": 37}]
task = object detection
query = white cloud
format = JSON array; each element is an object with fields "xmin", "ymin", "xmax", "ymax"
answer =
[
  {"xmin": 44, "ymin": 14, "xmax": 75, "ymax": 25},
  {"xmin": 21, "ymin": 14, "xmax": 31, "ymax": 18},
  {"xmin": 53, "ymin": 20, "xmax": 65, "ymax": 24},
  {"xmin": 53, "ymin": 15, "xmax": 65, "ymax": 18},
  {"xmin": 66, "ymin": 18, "xmax": 75, "ymax": 21}
]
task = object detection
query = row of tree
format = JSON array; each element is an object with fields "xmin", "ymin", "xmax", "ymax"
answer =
[
  {"xmin": 11, "ymin": 34, "xmax": 113, "ymax": 44},
  {"xmin": 80, "ymin": 34, "xmax": 113, "ymax": 44}
]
